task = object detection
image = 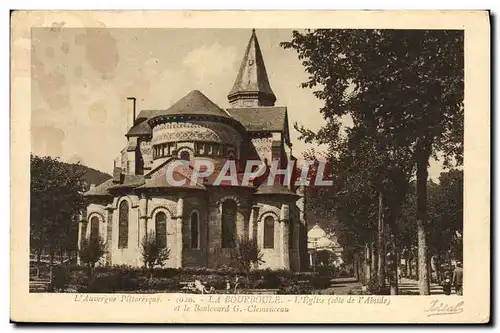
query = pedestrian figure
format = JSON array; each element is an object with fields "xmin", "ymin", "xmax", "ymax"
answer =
[
  {"xmin": 233, "ymin": 275, "xmax": 240, "ymax": 293},
  {"xmin": 226, "ymin": 279, "xmax": 231, "ymax": 294},
  {"xmin": 194, "ymin": 279, "xmax": 207, "ymax": 294},
  {"xmin": 441, "ymin": 270, "xmax": 452, "ymax": 295},
  {"xmin": 452, "ymin": 261, "xmax": 463, "ymax": 296}
]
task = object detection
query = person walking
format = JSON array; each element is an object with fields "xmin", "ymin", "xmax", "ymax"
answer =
[
  {"xmin": 233, "ymin": 275, "xmax": 240, "ymax": 293},
  {"xmin": 441, "ymin": 270, "xmax": 452, "ymax": 295},
  {"xmin": 452, "ymin": 261, "xmax": 463, "ymax": 296}
]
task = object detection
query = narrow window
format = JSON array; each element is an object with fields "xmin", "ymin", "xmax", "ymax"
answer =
[
  {"xmin": 118, "ymin": 200, "xmax": 129, "ymax": 249},
  {"xmin": 190, "ymin": 211, "xmax": 199, "ymax": 249},
  {"xmin": 180, "ymin": 150, "xmax": 190, "ymax": 162},
  {"xmin": 221, "ymin": 200, "xmax": 237, "ymax": 248},
  {"xmin": 90, "ymin": 216, "xmax": 99, "ymax": 242},
  {"xmin": 263, "ymin": 216, "xmax": 275, "ymax": 249},
  {"xmin": 155, "ymin": 212, "xmax": 167, "ymax": 248}
]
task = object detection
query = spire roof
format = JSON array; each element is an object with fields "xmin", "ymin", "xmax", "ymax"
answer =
[{"xmin": 228, "ymin": 29, "xmax": 276, "ymax": 107}]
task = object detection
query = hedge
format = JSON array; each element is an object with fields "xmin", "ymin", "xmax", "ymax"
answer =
[{"xmin": 49, "ymin": 264, "xmax": 333, "ymax": 293}]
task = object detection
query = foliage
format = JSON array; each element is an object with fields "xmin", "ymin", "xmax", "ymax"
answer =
[
  {"xmin": 397, "ymin": 170, "xmax": 463, "ymax": 259},
  {"xmin": 48, "ymin": 264, "xmax": 71, "ymax": 292},
  {"xmin": 78, "ymin": 236, "xmax": 107, "ymax": 279},
  {"xmin": 229, "ymin": 236, "xmax": 265, "ymax": 273},
  {"xmin": 281, "ymin": 29, "xmax": 463, "ymax": 294},
  {"xmin": 140, "ymin": 232, "xmax": 171, "ymax": 278},
  {"xmin": 63, "ymin": 265, "xmax": 333, "ymax": 294},
  {"xmin": 30, "ymin": 154, "xmax": 87, "ymax": 276}
]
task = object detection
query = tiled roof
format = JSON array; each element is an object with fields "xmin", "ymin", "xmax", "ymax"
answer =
[
  {"xmin": 83, "ymin": 178, "xmax": 114, "ymax": 197},
  {"xmin": 139, "ymin": 170, "xmax": 206, "ymax": 190},
  {"xmin": 108, "ymin": 175, "xmax": 145, "ymax": 190},
  {"xmin": 227, "ymin": 107, "xmax": 287, "ymax": 132},
  {"xmin": 126, "ymin": 91, "xmax": 234, "ymax": 136},
  {"xmin": 154, "ymin": 90, "xmax": 232, "ymax": 119},
  {"xmin": 126, "ymin": 120, "xmax": 152, "ymax": 137}
]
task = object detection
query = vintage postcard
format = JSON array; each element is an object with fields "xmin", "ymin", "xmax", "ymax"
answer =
[{"xmin": 10, "ymin": 10, "xmax": 490, "ymax": 323}]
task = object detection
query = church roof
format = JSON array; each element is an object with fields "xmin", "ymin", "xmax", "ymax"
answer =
[
  {"xmin": 153, "ymin": 90, "xmax": 232, "ymax": 119},
  {"xmin": 108, "ymin": 175, "xmax": 145, "ymax": 190},
  {"xmin": 228, "ymin": 29, "xmax": 276, "ymax": 106},
  {"xmin": 126, "ymin": 120, "xmax": 151, "ymax": 137},
  {"xmin": 83, "ymin": 178, "xmax": 114, "ymax": 197},
  {"xmin": 126, "ymin": 90, "xmax": 235, "ymax": 137},
  {"xmin": 138, "ymin": 170, "xmax": 206, "ymax": 190},
  {"xmin": 227, "ymin": 107, "xmax": 287, "ymax": 132},
  {"xmin": 254, "ymin": 182, "xmax": 299, "ymax": 197}
]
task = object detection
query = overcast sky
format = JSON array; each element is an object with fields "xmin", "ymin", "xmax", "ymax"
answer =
[{"xmin": 31, "ymin": 28, "xmax": 443, "ymax": 179}]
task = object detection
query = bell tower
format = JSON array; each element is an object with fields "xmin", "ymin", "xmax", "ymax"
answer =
[{"xmin": 228, "ymin": 29, "xmax": 277, "ymax": 108}]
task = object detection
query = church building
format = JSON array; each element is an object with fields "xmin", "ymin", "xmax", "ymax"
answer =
[{"xmin": 80, "ymin": 30, "xmax": 309, "ymax": 271}]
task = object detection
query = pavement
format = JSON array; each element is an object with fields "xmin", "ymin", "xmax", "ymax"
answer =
[{"xmin": 398, "ymin": 277, "xmax": 457, "ymax": 295}]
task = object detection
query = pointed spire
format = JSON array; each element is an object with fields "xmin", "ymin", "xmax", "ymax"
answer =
[{"xmin": 228, "ymin": 29, "xmax": 276, "ymax": 108}]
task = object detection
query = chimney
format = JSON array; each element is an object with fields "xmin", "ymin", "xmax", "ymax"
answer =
[{"xmin": 126, "ymin": 97, "xmax": 137, "ymax": 130}]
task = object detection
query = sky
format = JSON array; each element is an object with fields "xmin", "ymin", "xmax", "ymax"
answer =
[{"xmin": 30, "ymin": 27, "xmax": 444, "ymax": 179}]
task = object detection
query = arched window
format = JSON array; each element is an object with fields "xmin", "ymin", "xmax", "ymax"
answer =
[
  {"xmin": 190, "ymin": 211, "xmax": 199, "ymax": 249},
  {"xmin": 155, "ymin": 212, "xmax": 167, "ymax": 248},
  {"xmin": 180, "ymin": 150, "xmax": 190, "ymax": 162},
  {"xmin": 263, "ymin": 216, "xmax": 275, "ymax": 249},
  {"xmin": 90, "ymin": 216, "xmax": 99, "ymax": 242},
  {"xmin": 118, "ymin": 200, "xmax": 129, "ymax": 249},
  {"xmin": 221, "ymin": 200, "xmax": 237, "ymax": 248}
]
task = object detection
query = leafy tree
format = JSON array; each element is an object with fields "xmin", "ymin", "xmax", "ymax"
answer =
[
  {"xmin": 30, "ymin": 154, "xmax": 86, "ymax": 279},
  {"xmin": 140, "ymin": 232, "xmax": 171, "ymax": 279},
  {"xmin": 281, "ymin": 29, "xmax": 463, "ymax": 294},
  {"xmin": 230, "ymin": 236, "xmax": 264, "ymax": 274},
  {"xmin": 79, "ymin": 236, "xmax": 107, "ymax": 281}
]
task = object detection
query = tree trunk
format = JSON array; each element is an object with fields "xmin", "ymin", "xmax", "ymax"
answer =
[
  {"xmin": 390, "ymin": 236, "xmax": 399, "ymax": 295},
  {"xmin": 49, "ymin": 249, "xmax": 55, "ymax": 284},
  {"xmin": 416, "ymin": 153, "xmax": 430, "ymax": 295},
  {"xmin": 36, "ymin": 249, "xmax": 42, "ymax": 278},
  {"xmin": 371, "ymin": 240, "xmax": 377, "ymax": 279},
  {"xmin": 407, "ymin": 248, "xmax": 412, "ymax": 278},
  {"xmin": 377, "ymin": 191, "xmax": 386, "ymax": 288},
  {"xmin": 365, "ymin": 242, "xmax": 371, "ymax": 284}
]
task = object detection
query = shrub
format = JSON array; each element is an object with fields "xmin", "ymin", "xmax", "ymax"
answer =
[
  {"xmin": 79, "ymin": 236, "xmax": 107, "ymax": 280},
  {"xmin": 137, "ymin": 277, "xmax": 178, "ymax": 291},
  {"xmin": 140, "ymin": 232, "xmax": 171, "ymax": 279},
  {"xmin": 311, "ymin": 276, "xmax": 331, "ymax": 289},
  {"xmin": 278, "ymin": 282, "xmax": 313, "ymax": 295},
  {"xmin": 85, "ymin": 270, "xmax": 140, "ymax": 293},
  {"xmin": 229, "ymin": 237, "xmax": 264, "ymax": 274},
  {"xmin": 48, "ymin": 265, "xmax": 71, "ymax": 292}
]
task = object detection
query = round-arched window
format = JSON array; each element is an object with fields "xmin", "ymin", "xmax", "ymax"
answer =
[
  {"xmin": 263, "ymin": 216, "xmax": 275, "ymax": 249},
  {"xmin": 155, "ymin": 212, "xmax": 167, "ymax": 249},
  {"xmin": 180, "ymin": 150, "xmax": 190, "ymax": 162}
]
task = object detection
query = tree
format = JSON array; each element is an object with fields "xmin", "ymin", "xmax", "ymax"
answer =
[
  {"xmin": 140, "ymin": 232, "xmax": 171, "ymax": 280},
  {"xmin": 230, "ymin": 236, "xmax": 264, "ymax": 274},
  {"xmin": 30, "ymin": 155, "xmax": 86, "ymax": 280},
  {"xmin": 281, "ymin": 29, "xmax": 463, "ymax": 294},
  {"xmin": 79, "ymin": 236, "xmax": 107, "ymax": 281}
]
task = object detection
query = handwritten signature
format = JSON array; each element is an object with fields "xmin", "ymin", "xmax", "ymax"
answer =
[{"xmin": 424, "ymin": 300, "xmax": 464, "ymax": 316}]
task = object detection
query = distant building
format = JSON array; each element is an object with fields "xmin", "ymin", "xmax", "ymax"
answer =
[
  {"xmin": 80, "ymin": 30, "xmax": 308, "ymax": 271},
  {"xmin": 307, "ymin": 224, "xmax": 344, "ymax": 267}
]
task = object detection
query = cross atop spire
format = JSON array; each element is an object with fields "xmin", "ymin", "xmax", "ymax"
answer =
[{"xmin": 228, "ymin": 29, "xmax": 276, "ymax": 108}]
